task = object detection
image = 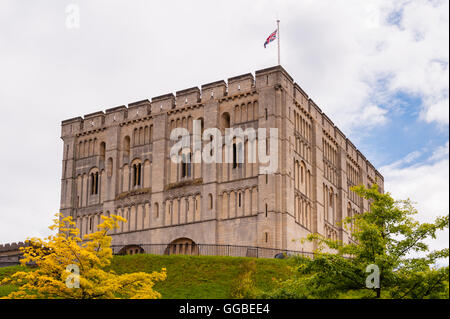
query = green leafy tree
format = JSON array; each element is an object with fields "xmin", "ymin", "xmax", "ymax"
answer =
[{"xmin": 267, "ymin": 185, "xmax": 449, "ymax": 299}]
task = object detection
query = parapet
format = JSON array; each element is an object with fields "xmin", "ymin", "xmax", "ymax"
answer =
[
  {"xmin": 255, "ymin": 65, "xmax": 293, "ymax": 82},
  {"xmin": 255, "ymin": 65, "xmax": 294, "ymax": 96},
  {"xmin": 105, "ymin": 105, "xmax": 128, "ymax": 126},
  {"xmin": 322, "ymin": 113, "xmax": 335, "ymax": 132},
  {"xmin": 176, "ymin": 87, "xmax": 200, "ymax": 106},
  {"xmin": 308, "ymin": 99, "xmax": 321, "ymax": 119},
  {"xmin": 228, "ymin": 73, "xmax": 254, "ymax": 96},
  {"xmin": 128, "ymin": 99, "xmax": 151, "ymax": 121},
  {"xmin": 61, "ymin": 117, "xmax": 83, "ymax": 137},
  {"xmin": 201, "ymin": 80, "xmax": 227, "ymax": 102},
  {"xmin": 61, "ymin": 116, "xmax": 83, "ymax": 125},
  {"xmin": 58, "ymin": 65, "xmax": 384, "ymax": 184},
  {"xmin": 84, "ymin": 111, "xmax": 105, "ymax": 128},
  {"xmin": 334, "ymin": 127, "xmax": 346, "ymax": 147},
  {"xmin": 294, "ymin": 82, "xmax": 309, "ymax": 110},
  {"xmin": 61, "ymin": 66, "xmax": 298, "ymax": 132},
  {"xmin": 151, "ymin": 93, "xmax": 175, "ymax": 113},
  {"xmin": 0, "ymin": 241, "xmax": 29, "ymax": 253}
]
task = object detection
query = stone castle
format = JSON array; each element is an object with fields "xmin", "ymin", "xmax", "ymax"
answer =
[{"xmin": 59, "ymin": 65, "xmax": 384, "ymax": 255}]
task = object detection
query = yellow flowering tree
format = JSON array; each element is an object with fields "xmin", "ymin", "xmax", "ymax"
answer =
[{"xmin": 1, "ymin": 214, "xmax": 166, "ymax": 299}]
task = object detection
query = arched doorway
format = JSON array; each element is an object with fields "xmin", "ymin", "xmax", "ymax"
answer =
[
  {"xmin": 118, "ymin": 244, "xmax": 144, "ymax": 255},
  {"xmin": 164, "ymin": 238, "xmax": 198, "ymax": 255}
]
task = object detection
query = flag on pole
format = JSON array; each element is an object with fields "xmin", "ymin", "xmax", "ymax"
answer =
[{"xmin": 264, "ymin": 29, "xmax": 277, "ymax": 48}]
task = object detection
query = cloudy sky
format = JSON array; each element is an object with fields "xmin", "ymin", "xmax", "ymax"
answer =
[{"xmin": 0, "ymin": 0, "xmax": 448, "ymax": 259}]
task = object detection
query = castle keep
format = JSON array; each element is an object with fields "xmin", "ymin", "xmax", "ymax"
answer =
[{"xmin": 60, "ymin": 65, "xmax": 384, "ymax": 254}]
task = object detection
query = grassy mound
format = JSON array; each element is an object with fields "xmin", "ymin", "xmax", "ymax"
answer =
[{"xmin": 0, "ymin": 254, "xmax": 295, "ymax": 299}]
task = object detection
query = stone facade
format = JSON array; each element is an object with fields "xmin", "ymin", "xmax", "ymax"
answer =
[{"xmin": 59, "ymin": 65, "xmax": 384, "ymax": 252}]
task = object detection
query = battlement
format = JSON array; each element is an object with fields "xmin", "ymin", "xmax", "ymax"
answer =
[
  {"xmin": 61, "ymin": 65, "xmax": 295, "ymax": 133},
  {"xmin": 59, "ymin": 65, "xmax": 383, "ymax": 181},
  {"xmin": 0, "ymin": 241, "xmax": 29, "ymax": 253}
]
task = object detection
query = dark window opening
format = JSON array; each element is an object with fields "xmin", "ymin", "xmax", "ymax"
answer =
[
  {"xmin": 181, "ymin": 155, "xmax": 186, "ymax": 178},
  {"xmin": 209, "ymin": 194, "xmax": 213, "ymax": 210},
  {"xmin": 91, "ymin": 172, "xmax": 99, "ymax": 195},
  {"xmin": 232, "ymin": 143, "xmax": 243, "ymax": 169},
  {"xmin": 233, "ymin": 143, "xmax": 237, "ymax": 168},
  {"xmin": 210, "ymin": 136, "xmax": 213, "ymax": 156},
  {"xmin": 221, "ymin": 112, "xmax": 230, "ymax": 130},
  {"xmin": 133, "ymin": 163, "xmax": 142, "ymax": 186},
  {"xmin": 181, "ymin": 153, "xmax": 191, "ymax": 178},
  {"xmin": 187, "ymin": 154, "xmax": 191, "ymax": 177}
]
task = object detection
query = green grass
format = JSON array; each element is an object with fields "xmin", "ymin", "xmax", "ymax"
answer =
[
  {"xmin": 0, "ymin": 265, "xmax": 29, "ymax": 282},
  {"xmin": 0, "ymin": 284, "xmax": 18, "ymax": 297},
  {"xmin": 0, "ymin": 265, "xmax": 29, "ymax": 297},
  {"xmin": 0, "ymin": 254, "xmax": 295, "ymax": 299},
  {"xmin": 109, "ymin": 254, "xmax": 295, "ymax": 299}
]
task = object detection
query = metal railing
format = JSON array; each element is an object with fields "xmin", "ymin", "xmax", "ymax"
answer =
[
  {"xmin": 0, "ymin": 244, "xmax": 314, "ymax": 268},
  {"xmin": 111, "ymin": 243, "xmax": 315, "ymax": 259}
]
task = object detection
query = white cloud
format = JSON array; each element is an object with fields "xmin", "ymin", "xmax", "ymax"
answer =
[
  {"xmin": 0, "ymin": 0, "xmax": 447, "ymax": 250},
  {"xmin": 358, "ymin": 104, "xmax": 389, "ymax": 128},
  {"xmin": 429, "ymin": 140, "xmax": 449, "ymax": 162},
  {"xmin": 281, "ymin": 0, "xmax": 449, "ymax": 132},
  {"xmin": 422, "ymin": 97, "xmax": 450, "ymax": 125},
  {"xmin": 380, "ymin": 141, "xmax": 449, "ymax": 259}
]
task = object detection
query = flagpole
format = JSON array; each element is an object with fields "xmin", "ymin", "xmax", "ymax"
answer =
[{"xmin": 277, "ymin": 19, "xmax": 280, "ymax": 65}]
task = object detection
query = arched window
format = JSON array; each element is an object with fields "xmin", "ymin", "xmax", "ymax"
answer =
[
  {"xmin": 232, "ymin": 140, "xmax": 243, "ymax": 169},
  {"xmin": 301, "ymin": 165, "xmax": 304, "ymax": 184},
  {"xmin": 347, "ymin": 202, "xmax": 352, "ymax": 232},
  {"xmin": 329, "ymin": 192, "xmax": 334, "ymax": 208},
  {"xmin": 253, "ymin": 101, "xmax": 259, "ymax": 119},
  {"xmin": 208, "ymin": 194, "xmax": 213, "ymax": 210},
  {"xmin": 232, "ymin": 143, "xmax": 236, "ymax": 168},
  {"xmin": 133, "ymin": 128, "xmax": 138, "ymax": 146},
  {"xmin": 133, "ymin": 163, "xmax": 142, "ymax": 186},
  {"xmin": 329, "ymin": 189, "xmax": 334, "ymax": 224},
  {"xmin": 221, "ymin": 112, "xmax": 230, "ymax": 130},
  {"xmin": 237, "ymin": 141, "xmax": 243, "ymax": 167},
  {"xmin": 197, "ymin": 117, "xmax": 204, "ymax": 135},
  {"xmin": 123, "ymin": 136, "xmax": 130, "ymax": 158},
  {"xmin": 131, "ymin": 158, "xmax": 142, "ymax": 187},
  {"xmin": 154, "ymin": 202, "xmax": 159, "ymax": 218},
  {"xmin": 90, "ymin": 171, "xmax": 99, "ymax": 195},
  {"xmin": 78, "ymin": 141, "xmax": 83, "ymax": 158},
  {"xmin": 100, "ymin": 142, "xmax": 106, "ymax": 161},
  {"xmin": 305, "ymin": 204, "xmax": 309, "ymax": 229},
  {"xmin": 181, "ymin": 152, "xmax": 191, "ymax": 178}
]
